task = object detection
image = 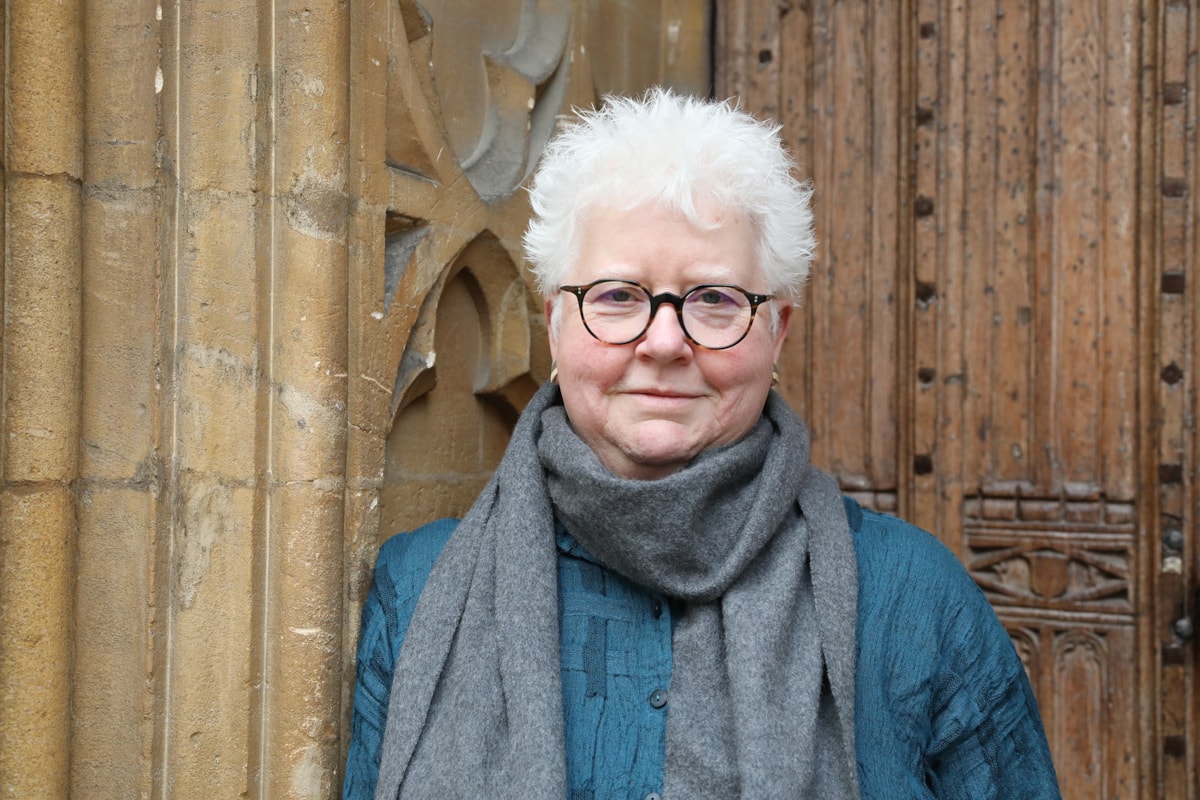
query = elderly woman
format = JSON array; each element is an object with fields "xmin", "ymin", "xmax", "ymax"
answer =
[{"xmin": 345, "ymin": 89, "xmax": 1060, "ymax": 799}]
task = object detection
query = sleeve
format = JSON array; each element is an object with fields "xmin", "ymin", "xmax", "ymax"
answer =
[
  {"xmin": 919, "ymin": 545, "xmax": 1061, "ymax": 799},
  {"xmin": 850, "ymin": 504, "xmax": 1061, "ymax": 800},
  {"xmin": 342, "ymin": 520, "xmax": 457, "ymax": 800},
  {"xmin": 925, "ymin": 660, "xmax": 1061, "ymax": 799}
]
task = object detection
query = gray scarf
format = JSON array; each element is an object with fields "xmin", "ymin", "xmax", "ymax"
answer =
[{"xmin": 375, "ymin": 382, "xmax": 859, "ymax": 799}]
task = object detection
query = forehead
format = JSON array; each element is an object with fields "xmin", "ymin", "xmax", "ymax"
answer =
[{"xmin": 568, "ymin": 202, "xmax": 762, "ymax": 288}]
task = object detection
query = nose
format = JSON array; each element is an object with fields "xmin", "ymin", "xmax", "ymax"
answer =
[{"xmin": 636, "ymin": 303, "xmax": 693, "ymax": 362}]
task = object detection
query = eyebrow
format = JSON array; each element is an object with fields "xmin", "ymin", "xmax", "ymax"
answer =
[{"xmin": 598, "ymin": 265, "xmax": 741, "ymax": 288}]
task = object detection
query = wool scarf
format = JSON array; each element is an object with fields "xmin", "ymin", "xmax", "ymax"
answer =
[{"xmin": 375, "ymin": 382, "xmax": 859, "ymax": 799}]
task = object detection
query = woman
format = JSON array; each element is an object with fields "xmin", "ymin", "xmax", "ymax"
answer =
[{"xmin": 345, "ymin": 89, "xmax": 1060, "ymax": 799}]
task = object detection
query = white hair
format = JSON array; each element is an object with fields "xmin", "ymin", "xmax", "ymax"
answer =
[{"xmin": 523, "ymin": 88, "xmax": 816, "ymax": 308}]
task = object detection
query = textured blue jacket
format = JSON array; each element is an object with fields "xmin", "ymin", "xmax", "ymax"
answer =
[{"xmin": 345, "ymin": 499, "xmax": 1061, "ymax": 799}]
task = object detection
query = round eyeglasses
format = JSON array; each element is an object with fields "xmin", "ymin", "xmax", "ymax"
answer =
[{"xmin": 558, "ymin": 279, "xmax": 775, "ymax": 350}]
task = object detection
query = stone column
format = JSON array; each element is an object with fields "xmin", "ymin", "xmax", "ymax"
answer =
[
  {"xmin": 153, "ymin": 0, "xmax": 352, "ymax": 795},
  {"xmin": 154, "ymin": 0, "xmax": 263, "ymax": 792},
  {"xmin": 154, "ymin": 0, "xmax": 352, "ymax": 794},
  {"xmin": 72, "ymin": 2, "xmax": 164, "ymax": 797},
  {"xmin": 0, "ymin": 1, "xmax": 84, "ymax": 798},
  {"xmin": 253, "ymin": 0, "xmax": 350, "ymax": 795},
  {"xmin": 0, "ymin": 1, "xmax": 83, "ymax": 796}
]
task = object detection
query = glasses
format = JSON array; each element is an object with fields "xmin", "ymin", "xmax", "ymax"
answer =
[{"xmin": 558, "ymin": 279, "xmax": 774, "ymax": 350}]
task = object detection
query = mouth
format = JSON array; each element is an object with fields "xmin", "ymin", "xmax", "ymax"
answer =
[{"xmin": 625, "ymin": 388, "xmax": 701, "ymax": 403}]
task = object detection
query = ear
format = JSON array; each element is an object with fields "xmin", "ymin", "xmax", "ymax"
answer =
[
  {"xmin": 771, "ymin": 300, "xmax": 793, "ymax": 363},
  {"xmin": 545, "ymin": 296, "xmax": 559, "ymax": 361}
]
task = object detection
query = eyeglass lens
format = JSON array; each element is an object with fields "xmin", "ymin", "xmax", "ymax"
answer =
[{"xmin": 577, "ymin": 280, "xmax": 758, "ymax": 349}]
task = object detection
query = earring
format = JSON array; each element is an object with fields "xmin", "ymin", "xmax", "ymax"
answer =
[
  {"xmin": 771, "ymin": 365, "xmax": 780, "ymax": 387},
  {"xmin": 550, "ymin": 361, "xmax": 559, "ymax": 384}
]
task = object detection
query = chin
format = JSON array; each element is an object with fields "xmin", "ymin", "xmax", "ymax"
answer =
[{"xmin": 617, "ymin": 441, "xmax": 701, "ymax": 479}]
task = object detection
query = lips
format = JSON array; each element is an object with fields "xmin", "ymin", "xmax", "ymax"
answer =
[
  {"xmin": 623, "ymin": 389, "xmax": 703, "ymax": 409},
  {"xmin": 626, "ymin": 388, "xmax": 699, "ymax": 399}
]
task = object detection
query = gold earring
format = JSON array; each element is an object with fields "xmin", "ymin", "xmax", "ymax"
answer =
[
  {"xmin": 550, "ymin": 361, "xmax": 559, "ymax": 383},
  {"xmin": 771, "ymin": 365, "xmax": 780, "ymax": 387}
]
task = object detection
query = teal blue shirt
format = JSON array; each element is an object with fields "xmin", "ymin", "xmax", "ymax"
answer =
[{"xmin": 345, "ymin": 500, "xmax": 1060, "ymax": 799}]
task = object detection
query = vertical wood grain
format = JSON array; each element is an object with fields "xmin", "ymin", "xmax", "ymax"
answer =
[
  {"xmin": 1155, "ymin": 1, "xmax": 1197, "ymax": 796},
  {"xmin": 719, "ymin": 0, "xmax": 1180, "ymax": 793}
]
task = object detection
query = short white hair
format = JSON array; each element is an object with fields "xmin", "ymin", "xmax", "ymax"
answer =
[{"xmin": 523, "ymin": 88, "xmax": 816, "ymax": 303}]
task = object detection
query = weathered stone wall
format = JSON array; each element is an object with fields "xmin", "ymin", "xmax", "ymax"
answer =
[{"xmin": 0, "ymin": 2, "xmax": 709, "ymax": 796}]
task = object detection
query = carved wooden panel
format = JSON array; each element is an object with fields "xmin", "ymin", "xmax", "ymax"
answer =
[
  {"xmin": 965, "ymin": 506, "xmax": 1134, "ymax": 615},
  {"xmin": 719, "ymin": 0, "xmax": 1197, "ymax": 797}
]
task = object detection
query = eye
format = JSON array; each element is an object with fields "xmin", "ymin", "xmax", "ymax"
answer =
[
  {"xmin": 600, "ymin": 288, "xmax": 636, "ymax": 303},
  {"xmin": 589, "ymin": 283, "xmax": 645, "ymax": 306},
  {"xmin": 688, "ymin": 286, "xmax": 743, "ymax": 308},
  {"xmin": 697, "ymin": 288, "xmax": 734, "ymax": 305}
]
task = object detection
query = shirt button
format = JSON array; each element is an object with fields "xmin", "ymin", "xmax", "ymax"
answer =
[
  {"xmin": 644, "ymin": 794, "xmax": 662, "ymax": 800},
  {"xmin": 652, "ymin": 600, "xmax": 664, "ymax": 618},
  {"xmin": 649, "ymin": 688, "xmax": 668, "ymax": 709}
]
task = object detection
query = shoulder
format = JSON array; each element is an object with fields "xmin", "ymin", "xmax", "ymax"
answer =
[
  {"xmin": 373, "ymin": 517, "xmax": 458, "ymax": 588},
  {"xmin": 843, "ymin": 497, "xmax": 1021, "ymax": 724},
  {"xmin": 845, "ymin": 499, "xmax": 969, "ymax": 586},
  {"xmin": 359, "ymin": 518, "xmax": 460, "ymax": 666},
  {"xmin": 845, "ymin": 499, "xmax": 994, "ymax": 634},
  {"xmin": 343, "ymin": 519, "xmax": 460, "ymax": 800},
  {"xmin": 844, "ymin": 499, "xmax": 1059, "ymax": 797}
]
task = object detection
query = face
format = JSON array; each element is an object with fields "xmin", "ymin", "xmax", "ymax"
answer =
[{"xmin": 546, "ymin": 202, "xmax": 792, "ymax": 480}]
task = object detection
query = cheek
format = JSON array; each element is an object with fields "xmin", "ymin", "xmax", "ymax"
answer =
[
  {"xmin": 563, "ymin": 350, "xmax": 621, "ymax": 394},
  {"xmin": 556, "ymin": 330, "xmax": 621, "ymax": 390},
  {"xmin": 556, "ymin": 351, "xmax": 620, "ymax": 441},
  {"xmin": 705, "ymin": 340, "xmax": 776, "ymax": 391}
]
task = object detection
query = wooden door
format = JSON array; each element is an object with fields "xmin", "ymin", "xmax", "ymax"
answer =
[{"xmin": 717, "ymin": 1, "xmax": 1198, "ymax": 798}]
